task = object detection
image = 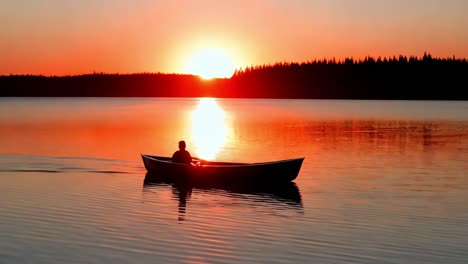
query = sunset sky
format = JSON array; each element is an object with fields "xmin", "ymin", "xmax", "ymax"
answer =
[{"xmin": 2, "ymin": 0, "xmax": 468, "ymax": 76}]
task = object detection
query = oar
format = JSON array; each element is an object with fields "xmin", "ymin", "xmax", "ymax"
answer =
[
  {"xmin": 192, "ymin": 156, "xmax": 206, "ymax": 161},
  {"xmin": 191, "ymin": 157, "xmax": 207, "ymax": 165}
]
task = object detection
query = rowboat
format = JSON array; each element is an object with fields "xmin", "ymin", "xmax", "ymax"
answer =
[{"xmin": 141, "ymin": 154, "xmax": 304, "ymax": 184}]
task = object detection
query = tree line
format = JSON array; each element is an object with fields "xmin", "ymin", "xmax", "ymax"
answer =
[{"xmin": 2, "ymin": 53, "xmax": 467, "ymax": 99}]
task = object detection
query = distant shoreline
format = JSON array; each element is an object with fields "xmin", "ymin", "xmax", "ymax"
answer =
[{"xmin": 2, "ymin": 54, "xmax": 467, "ymax": 100}]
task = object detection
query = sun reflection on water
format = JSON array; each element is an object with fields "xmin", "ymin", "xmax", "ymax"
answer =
[{"xmin": 190, "ymin": 98, "xmax": 230, "ymax": 160}]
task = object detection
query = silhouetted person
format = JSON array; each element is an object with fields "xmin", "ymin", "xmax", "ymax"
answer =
[{"xmin": 172, "ymin": 140, "xmax": 192, "ymax": 164}]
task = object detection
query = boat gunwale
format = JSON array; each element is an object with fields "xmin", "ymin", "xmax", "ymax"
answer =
[{"xmin": 141, "ymin": 154, "xmax": 304, "ymax": 168}]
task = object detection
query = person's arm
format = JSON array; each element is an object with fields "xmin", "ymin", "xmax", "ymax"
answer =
[
  {"xmin": 172, "ymin": 151, "xmax": 179, "ymax": 162},
  {"xmin": 186, "ymin": 152, "xmax": 195, "ymax": 165}
]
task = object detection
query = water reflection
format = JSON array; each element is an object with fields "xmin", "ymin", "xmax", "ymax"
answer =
[
  {"xmin": 301, "ymin": 119, "xmax": 468, "ymax": 163},
  {"xmin": 190, "ymin": 98, "xmax": 230, "ymax": 160},
  {"xmin": 143, "ymin": 173, "xmax": 303, "ymax": 221}
]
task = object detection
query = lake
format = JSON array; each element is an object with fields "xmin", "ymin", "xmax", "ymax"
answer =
[{"xmin": 1, "ymin": 98, "xmax": 468, "ymax": 264}]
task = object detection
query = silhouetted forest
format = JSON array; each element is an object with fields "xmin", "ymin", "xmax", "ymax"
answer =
[{"xmin": 2, "ymin": 53, "xmax": 467, "ymax": 100}]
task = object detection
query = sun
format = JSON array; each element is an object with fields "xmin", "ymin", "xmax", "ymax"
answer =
[{"xmin": 183, "ymin": 48, "xmax": 236, "ymax": 79}]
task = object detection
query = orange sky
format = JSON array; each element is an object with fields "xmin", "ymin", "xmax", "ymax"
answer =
[{"xmin": 2, "ymin": 0, "xmax": 468, "ymax": 76}]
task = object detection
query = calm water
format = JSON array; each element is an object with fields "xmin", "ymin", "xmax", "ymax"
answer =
[{"xmin": 1, "ymin": 98, "xmax": 468, "ymax": 264}]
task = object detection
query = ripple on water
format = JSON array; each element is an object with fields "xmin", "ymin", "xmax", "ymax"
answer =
[{"xmin": 1, "ymin": 141, "xmax": 468, "ymax": 264}]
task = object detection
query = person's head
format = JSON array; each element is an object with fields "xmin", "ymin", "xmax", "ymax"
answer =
[{"xmin": 178, "ymin": 140, "xmax": 186, "ymax": 151}]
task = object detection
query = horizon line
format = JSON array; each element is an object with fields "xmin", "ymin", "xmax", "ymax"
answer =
[{"xmin": 3, "ymin": 52, "xmax": 468, "ymax": 78}]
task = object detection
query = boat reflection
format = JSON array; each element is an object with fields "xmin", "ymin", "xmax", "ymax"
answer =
[
  {"xmin": 143, "ymin": 172, "xmax": 303, "ymax": 221},
  {"xmin": 190, "ymin": 98, "xmax": 230, "ymax": 160}
]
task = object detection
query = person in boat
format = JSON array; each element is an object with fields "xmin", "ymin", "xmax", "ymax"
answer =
[{"xmin": 172, "ymin": 140, "xmax": 193, "ymax": 164}]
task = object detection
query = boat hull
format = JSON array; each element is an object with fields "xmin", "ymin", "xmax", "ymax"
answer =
[{"xmin": 142, "ymin": 154, "xmax": 304, "ymax": 184}]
